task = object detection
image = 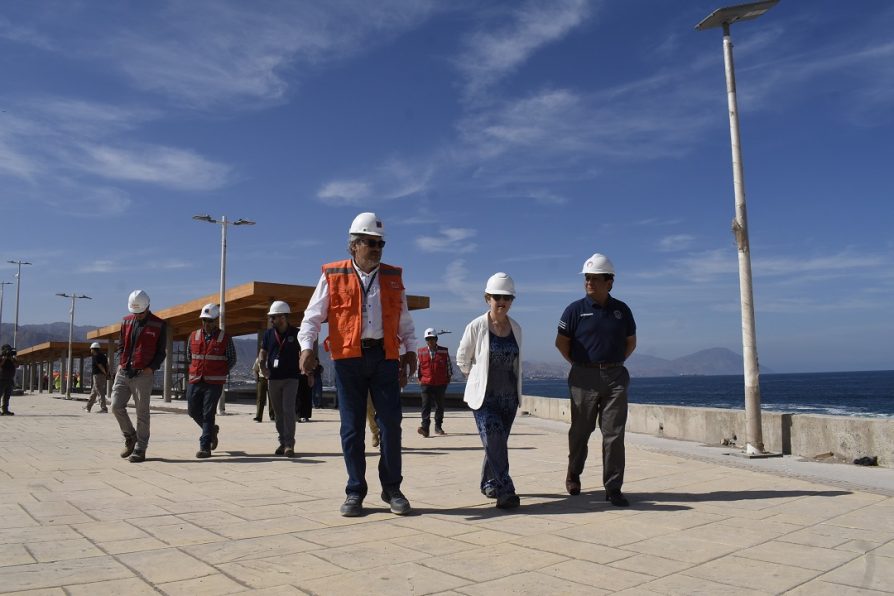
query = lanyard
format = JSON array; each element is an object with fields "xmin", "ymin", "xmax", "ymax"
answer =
[
  {"xmin": 356, "ymin": 268, "xmax": 379, "ymax": 299},
  {"xmin": 273, "ymin": 327, "xmax": 289, "ymax": 352}
]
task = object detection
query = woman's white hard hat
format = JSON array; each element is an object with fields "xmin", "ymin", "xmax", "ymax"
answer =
[{"xmin": 485, "ymin": 272, "xmax": 516, "ymax": 296}]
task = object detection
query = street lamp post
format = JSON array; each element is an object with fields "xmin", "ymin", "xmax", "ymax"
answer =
[
  {"xmin": 697, "ymin": 0, "xmax": 778, "ymax": 455},
  {"xmin": 0, "ymin": 281, "xmax": 13, "ymax": 345},
  {"xmin": 6, "ymin": 260, "xmax": 32, "ymax": 350},
  {"xmin": 56, "ymin": 292, "xmax": 92, "ymax": 399},
  {"xmin": 193, "ymin": 214, "xmax": 255, "ymax": 413}
]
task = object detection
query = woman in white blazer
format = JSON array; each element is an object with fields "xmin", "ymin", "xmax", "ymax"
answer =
[{"xmin": 456, "ymin": 273, "xmax": 523, "ymax": 509}]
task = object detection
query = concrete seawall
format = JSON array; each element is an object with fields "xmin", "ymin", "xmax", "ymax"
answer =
[{"xmin": 520, "ymin": 394, "xmax": 893, "ymax": 467}]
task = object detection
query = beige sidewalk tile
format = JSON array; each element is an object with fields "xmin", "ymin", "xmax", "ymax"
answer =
[
  {"xmin": 213, "ymin": 514, "xmax": 325, "ymax": 540},
  {"xmin": 0, "ymin": 556, "xmax": 133, "ymax": 592},
  {"xmin": 217, "ymin": 553, "xmax": 344, "ymax": 588},
  {"xmin": 299, "ymin": 561, "xmax": 471, "ymax": 595},
  {"xmin": 388, "ymin": 532, "xmax": 476, "ymax": 556},
  {"xmin": 157, "ymin": 573, "xmax": 247, "ymax": 595},
  {"xmin": 452, "ymin": 528, "xmax": 518, "ymax": 546},
  {"xmin": 540, "ymin": 559, "xmax": 653, "ymax": 591},
  {"xmin": 638, "ymin": 573, "xmax": 768, "ymax": 595},
  {"xmin": 295, "ymin": 519, "xmax": 419, "ymax": 547},
  {"xmin": 456, "ymin": 570, "xmax": 608, "ymax": 595},
  {"xmin": 229, "ymin": 587, "xmax": 305, "ymax": 595},
  {"xmin": 183, "ymin": 533, "xmax": 318, "ymax": 564},
  {"xmin": 737, "ymin": 539, "xmax": 860, "ymax": 571},
  {"xmin": 785, "ymin": 579, "xmax": 890, "ymax": 595},
  {"xmin": 818, "ymin": 553, "xmax": 894, "ymax": 592},
  {"xmin": 141, "ymin": 521, "xmax": 226, "ymax": 546},
  {"xmin": 26, "ymin": 537, "xmax": 104, "ymax": 562},
  {"xmin": 511, "ymin": 534, "xmax": 631, "ymax": 565},
  {"xmin": 624, "ymin": 533, "xmax": 740, "ymax": 564},
  {"xmin": 97, "ymin": 536, "xmax": 168, "ymax": 554},
  {"xmin": 0, "ymin": 542, "xmax": 36, "ymax": 567},
  {"xmin": 312, "ymin": 540, "xmax": 427, "ymax": 571},
  {"xmin": 0, "ymin": 589, "xmax": 65, "ymax": 596},
  {"xmin": 0, "ymin": 525, "xmax": 80, "ymax": 545},
  {"xmin": 72, "ymin": 520, "xmax": 153, "ymax": 542},
  {"xmin": 65, "ymin": 577, "xmax": 160, "ymax": 595},
  {"xmin": 389, "ymin": 514, "xmax": 481, "ymax": 537},
  {"xmin": 609, "ymin": 553, "xmax": 694, "ymax": 576},
  {"xmin": 682, "ymin": 554, "xmax": 820, "ymax": 592},
  {"xmin": 117, "ymin": 547, "xmax": 217, "ymax": 583},
  {"xmin": 422, "ymin": 543, "xmax": 567, "ymax": 582}
]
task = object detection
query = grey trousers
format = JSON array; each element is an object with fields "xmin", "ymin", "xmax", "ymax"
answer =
[
  {"xmin": 268, "ymin": 378, "xmax": 298, "ymax": 448},
  {"xmin": 86, "ymin": 373, "xmax": 107, "ymax": 411},
  {"xmin": 111, "ymin": 370, "xmax": 154, "ymax": 451},
  {"xmin": 567, "ymin": 365, "xmax": 630, "ymax": 492}
]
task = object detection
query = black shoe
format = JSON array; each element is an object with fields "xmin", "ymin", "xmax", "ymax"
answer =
[
  {"xmin": 481, "ymin": 486, "xmax": 497, "ymax": 499},
  {"xmin": 565, "ymin": 473, "xmax": 581, "ymax": 496},
  {"xmin": 120, "ymin": 437, "xmax": 137, "ymax": 459},
  {"xmin": 417, "ymin": 426, "xmax": 429, "ymax": 438},
  {"xmin": 128, "ymin": 449, "xmax": 146, "ymax": 463},
  {"xmin": 284, "ymin": 447, "xmax": 295, "ymax": 458},
  {"xmin": 210, "ymin": 425, "xmax": 219, "ymax": 450},
  {"xmin": 496, "ymin": 493, "xmax": 520, "ymax": 509},
  {"xmin": 381, "ymin": 488, "xmax": 411, "ymax": 515},
  {"xmin": 606, "ymin": 490, "xmax": 630, "ymax": 507},
  {"xmin": 435, "ymin": 426, "xmax": 445, "ymax": 435},
  {"xmin": 340, "ymin": 494, "xmax": 364, "ymax": 517},
  {"xmin": 253, "ymin": 417, "xmax": 262, "ymax": 422},
  {"xmin": 274, "ymin": 445, "xmax": 285, "ymax": 456},
  {"xmin": 196, "ymin": 449, "xmax": 211, "ymax": 459}
]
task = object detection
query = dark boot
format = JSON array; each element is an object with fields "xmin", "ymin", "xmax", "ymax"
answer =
[{"xmin": 120, "ymin": 437, "xmax": 137, "ymax": 458}]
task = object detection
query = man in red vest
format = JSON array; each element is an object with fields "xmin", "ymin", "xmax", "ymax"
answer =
[
  {"xmin": 186, "ymin": 303, "xmax": 236, "ymax": 459},
  {"xmin": 417, "ymin": 327, "xmax": 453, "ymax": 437},
  {"xmin": 112, "ymin": 289, "xmax": 167, "ymax": 463},
  {"xmin": 299, "ymin": 212, "xmax": 417, "ymax": 517}
]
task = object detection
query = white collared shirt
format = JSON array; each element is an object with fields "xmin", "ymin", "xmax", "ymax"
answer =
[{"xmin": 298, "ymin": 260, "xmax": 417, "ymax": 353}]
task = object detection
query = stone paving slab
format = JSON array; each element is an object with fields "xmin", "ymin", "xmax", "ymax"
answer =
[{"xmin": 0, "ymin": 391, "xmax": 892, "ymax": 594}]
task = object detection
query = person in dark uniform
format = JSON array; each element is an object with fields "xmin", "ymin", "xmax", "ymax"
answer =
[
  {"xmin": 555, "ymin": 253, "xmax": 636, "ymax": 507},
  {"xmin": 0, "ymin": 344, "xmax": 18, "ymax": 416}
]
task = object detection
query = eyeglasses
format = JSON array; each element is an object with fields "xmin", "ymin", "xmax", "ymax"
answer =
[
  {"xmin": 358, "ymin": 238, "xmax": 386, "ymax": 249},
  {"xmin": 585, "ymin": 274, "xmax": 614, "ymax": 283},
  {"xmin": 489, "ymin": 295, "xmax": 514, "ymax": 302}
]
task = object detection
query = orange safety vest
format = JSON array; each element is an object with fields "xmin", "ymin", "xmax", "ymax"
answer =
[
  {"xmin": 188, "ymin": 329, "xmax": 230, "ymax": 384},
  {"xmin": 323, "ymin": 259, "xmax": 404, "ymax": 360}
]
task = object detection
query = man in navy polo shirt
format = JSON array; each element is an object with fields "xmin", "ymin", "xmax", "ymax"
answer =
[{"xmin": 555, "ymin": 253, "xmax": 636, "ymax": 507}]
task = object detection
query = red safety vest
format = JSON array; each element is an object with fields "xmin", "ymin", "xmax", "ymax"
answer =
[
  {"xmin": 323, "ymin": 259, "xmax": 403, "ymax": 360},
  {"xmin": 418, "ymin": 346, "xmax": 451, "ymax": 386},
  {"xmin": 188, "ymin": 329, "xmax": 230, "ymax": 384},
  {"xmin": 119, "ymin": 312, "xmax": 165, "ymax": 371}
]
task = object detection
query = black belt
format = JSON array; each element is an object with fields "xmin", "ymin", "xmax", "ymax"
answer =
[
  {"xmin": 360, "ymin": 338, "xmax": 385, "ymax": 350},
  {"xmin": 577, "ymin": 362, "xmax": 623, "ymax": 369}
]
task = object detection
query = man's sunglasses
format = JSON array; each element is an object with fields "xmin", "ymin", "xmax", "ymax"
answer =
[
  {"xmin": 358, "ymin": 238, "xmax": 386, "ymax": 248},
  {"xmin": 585, "ymin": 274, "xmax": 614, "ymax": 283},
  {"xmin": 489, "ymin": 295, "xmax": 514, "ymax": 302}
]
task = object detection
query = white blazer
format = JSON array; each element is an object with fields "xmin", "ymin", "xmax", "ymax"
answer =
[{"xmin": 456, "ymin": 313, "xmax": 523, "ymax": 410}]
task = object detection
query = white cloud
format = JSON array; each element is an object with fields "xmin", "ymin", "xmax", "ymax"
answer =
[
  {"xmin": 316, "ymin": 159, "xmax": 431, "ymax": 206},
  {"xmin": 317, "ymin": 181, "xmax": 372, "ymax": 205},
  {"xmin": 444, "ymin": 259, "xmax": 481, "ymax": 307},
  {"xmin": 0, "ymin": 15, "xmax": 54, "ymax": 50},
  {"xmin": 78, "ymin": 260, "xmax": 120, "ymax": 274},
  {"xmin": 658, "ymin": 234, "xmax": 695, "ymax": 252},
  {"xmin": 456, "ymin": 0, "xmax": 592, "ymax": 100},
  {"xmin": 416, "ymin": 228, "xmax": 477, "ymax": 254}
]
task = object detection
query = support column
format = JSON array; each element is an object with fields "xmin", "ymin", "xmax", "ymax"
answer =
[
  {"xmin": 163, "ymin": 323, "xmax": 174, "ymax": 402},
  {"xmin": 78, "ymin": 357, "xmax": 85, "ymax": 394}
]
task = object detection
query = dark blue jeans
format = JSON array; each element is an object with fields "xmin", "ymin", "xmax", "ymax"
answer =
[
  {"xmin": 472, "ymin": 393, "xmax": 518, "ymax": 497},
  {"xmin": 333, "ymin": 346, "xmax": 402, "ymax": 497},
  {"xmin": 187, "ymin": 382, "xmax": 223, "ymax": 450}
]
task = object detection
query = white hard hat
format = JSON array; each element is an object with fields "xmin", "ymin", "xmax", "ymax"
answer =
[
  {"xmin": 580, "ymin": 253, "xmax": 616, "ymax": 275},
  {"xmin": 485, "ymin": 272, "xmax": 516, "ymax": 296},
  {"xmin": 349, "ymin": 212, "xmax": 385, "ymax": 237},
  {"xmin": 199, "ymin": 303, "xmax": 220, "ymax": 320},
  {"xmin": 424, "ymin": 327, "xmax": 437, "ymax": 339},
  {"xmin": 90, "ymin": 342, "xmax": 102, "ymax": 350},
  {"xmin": 128, "ymin": 289, "xmax": 150, "ymax": 313},
  {"xmin": 267, "ymin": 300, "xmax": 291, "ymax": 316}
]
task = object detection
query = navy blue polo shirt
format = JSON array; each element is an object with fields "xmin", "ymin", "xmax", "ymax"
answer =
[
  {"xmin": 557, "ymin": 295, "xmax": 636, "ymax": 364},
  {"xmin": 262, "ymin": 325, "xmax": 301, "ymax": 380}
]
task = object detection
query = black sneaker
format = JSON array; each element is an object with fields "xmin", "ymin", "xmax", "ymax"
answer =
[
  {"xmin": 253, "ymin": 417, "xmax": 262, "ymax": 422},
  {"xmin": 120, "ymin": 437, "xmax": 137, "ymax": 459},
  {"xmin": 381, "ymin": 488, "xmax": 411, "ymax": 515},
  {"xmin": 606, "ymin": 490, "xmax": 630, "ymax": 507},
  {"xmin": 481, "ymin": 485, "xmax": 497, "ymax": 499},
  {"xmin": 496, "ymin": 493, "xmax": 520, "ymax": 509},
  {"xmin": 284, "ymin": 447, "xmax": 295, "ymax": 458},
  {"xmin": 274, "ymin": 445, "xmax": 285, "ymax": 456},
  {"xmin": 196, "ymin": 449, "xmax": 211, "ymax": 459},
  {"xmin": 340, "ymin": 494, "xmax": 364, "ymax": 517},
  {"xmin": 210, "ymin": 425, "xmax": 219, "ymax": 450},
  {"xmin": 435, "ymin": 426, "xmax": 445, "ymax": 435},
  {"xmin": 128, "ymin": 449, "xmax": 146, "ymax": 463}
]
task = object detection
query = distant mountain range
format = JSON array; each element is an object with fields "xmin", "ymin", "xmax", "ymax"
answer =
[{"xmin": 2, "ymin": 323, "xmax": 767, "ymax": 379}]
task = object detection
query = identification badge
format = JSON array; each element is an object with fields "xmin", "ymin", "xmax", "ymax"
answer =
[{"xmin": 273, "ymin": 358, "xmax": 280, "ymax": 369}]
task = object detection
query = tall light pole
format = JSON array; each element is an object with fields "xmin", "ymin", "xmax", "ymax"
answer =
[
  {"xmin": 56, "ymin": 292, "xmax": 92, "ymax": 399},
  {"xmin": 697, "ymin": 0, "xmax": 778, "ymax": 455},
  {"xmin": 6, "ymin": 260, "xmax": 32, "ymax": 350},
  {"xmin": 0, "ymin": 281, "xmax": 13, "ymax": 345},
  {"xmin": 193, "ymin": 214, "xmax": 255, "ymax": 413}
]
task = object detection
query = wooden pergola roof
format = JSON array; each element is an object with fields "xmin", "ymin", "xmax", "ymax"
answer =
[
  {"xmin": 86, "ymin": 280, "xmax": 430, "ymax": 342},
  {"xmin": 15, "ymin": 341, "xmax": 108, "ymax": 364}
]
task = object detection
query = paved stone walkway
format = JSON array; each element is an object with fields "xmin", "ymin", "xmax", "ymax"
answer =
[{"xmin": 1, "ymin": 392, "xmax": 892, "ymax": 595}]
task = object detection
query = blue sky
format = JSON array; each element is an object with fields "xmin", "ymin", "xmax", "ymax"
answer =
[{"xmin": 1, "ymin": 0, "xmax": 892, "ymax": 373}]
